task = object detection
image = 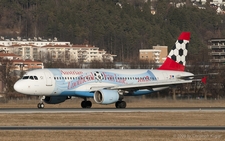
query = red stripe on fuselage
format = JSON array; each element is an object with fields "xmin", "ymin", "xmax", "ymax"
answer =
[{"xmin": 157, "ymin": 57, "xmax": 184, "ymax": 71}]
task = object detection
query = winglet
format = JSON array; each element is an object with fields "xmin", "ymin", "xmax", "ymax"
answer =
[
  {"xmin": 201, "ymin": 76, "xmax": 207, "ymax": 84},
  {"xmin": 158, "ymin": 32, "xmax": 190, "ymax": 71}
]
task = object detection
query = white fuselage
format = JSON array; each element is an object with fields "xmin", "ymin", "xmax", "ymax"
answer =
[{"xmin": 14, "ymin": 68, "xmax": 193, "ymax": 97}]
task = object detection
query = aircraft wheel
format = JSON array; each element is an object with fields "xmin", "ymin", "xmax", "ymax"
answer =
[
  {"xmin": 81, "ymin": 101, "xmax": 86, "ymax": 108},
  {"xmin": 115, "ymin": 101, "xmax": 119, "ymax": 108},
  {"xmin": 81, "ymin": 101, "xmax": 92, "ymax": 108},
  {"xmin": 37, "ymin": 103, "xmax": 44, "ymax": 109},
  {"xmin": 115, "ymin": 101, "xmax": 126, "ymax": 108},
  {"xmin": 86, "ymin": 101, "xmax": 92, "ymax": 108},
  {"xmin": 120, "ymin": 101, "xmax": 126, "ymax": 108}
]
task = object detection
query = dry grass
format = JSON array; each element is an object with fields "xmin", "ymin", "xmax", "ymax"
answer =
[
  {"xmin": 0, "ymin": 112, "xmax": 225, "ymax": 141},
  {"xmin": 0, "ymin": 130, "xmax": 225, "ymax": 141},
  {"xmin": 0, "ymin": 112, "xmax": 225, "ymax": 126}
]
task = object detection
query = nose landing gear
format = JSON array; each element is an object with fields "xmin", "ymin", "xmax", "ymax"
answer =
[
  {"xmin": 37, "ymin": 103, "xmax": 44, "ymax": 109},
  {"xmin": 37, "ymin": 96, "xmax": 45, "ymax": 109}
]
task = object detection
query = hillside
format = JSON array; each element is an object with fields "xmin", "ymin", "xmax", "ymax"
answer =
[{"xmin": 0, "ymin": 0, "xmax": 224, "ymax": 62}]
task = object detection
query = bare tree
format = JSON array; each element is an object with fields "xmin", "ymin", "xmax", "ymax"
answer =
[
  {"xmin": 128, "ymin": 59, "xmax": 157, "ymax": 69},
  {"xmin": 0, "ymin": 58, "xmax": 17, "ymax": 93}
]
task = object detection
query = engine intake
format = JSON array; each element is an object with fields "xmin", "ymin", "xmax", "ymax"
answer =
[{"xmin": 94, "ymin": 89, "xmax": 119, "ymax": 104}]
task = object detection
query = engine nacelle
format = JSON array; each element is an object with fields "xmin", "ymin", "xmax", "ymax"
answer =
[
  {"xmin": 43, "ymin": 96, "xmax": 69, "ymax": 104},
  {"xmin": 94, "ymin": 89, "xmax": 119, "ymax": 104}
]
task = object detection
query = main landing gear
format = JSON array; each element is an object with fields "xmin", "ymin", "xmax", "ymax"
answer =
[
  {"xmin": 115, "ymin": 100, "xmax": 126, "ymax": 108},
  {"xmin": 37, "ymin": 96, "xmax": 45, "ymax": 109},
  {"xmin": 115, "ymin": 95, "xmax": 126, "ymax": 108},
  {"xmin": 81, "ymin": 98, "xmax": 92, "ymax": 108}
]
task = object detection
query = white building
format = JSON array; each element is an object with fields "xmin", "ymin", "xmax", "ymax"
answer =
[
  {"xmin": 40, "ymin": 44, "xmax": 116, "ymax": 63},
  {"xmin": 210, "ymin": 0, "xmax": 225, "ymax": 6},
  {"xmin": 0, "ymin": 38, "xmax": 116, "ymax": 63},
  {"xmin": 139, "ymin": 45, "xmax": 168, "ymax": 64}
]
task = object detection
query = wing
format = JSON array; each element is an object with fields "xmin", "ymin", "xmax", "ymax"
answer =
[
  {"xmin": 90, "ymin": 79, "xmax": 192, "ymax": 92},
  {"xmin": 110, "ymin": 79, "xmax": 192, "ymax": 90}
]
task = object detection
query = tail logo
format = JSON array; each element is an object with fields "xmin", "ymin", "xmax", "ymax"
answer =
[
  {"xmin": 157, "ymin": 32, "xmax": 190, "ymax": 71},
  {"xmin": 169, "ymin": 40, "xmax": 188, "ymax": 66}
]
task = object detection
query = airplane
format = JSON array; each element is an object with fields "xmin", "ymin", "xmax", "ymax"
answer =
[{"xmin": 14, "ymin": 32, "xmax": 194, "ymax": 109}]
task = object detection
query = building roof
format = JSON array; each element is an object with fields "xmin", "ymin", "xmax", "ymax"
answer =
[
  {"xmin": 72, "ymin": 44, "xmax": 94, "ymax": 47},
  {"xmin": 209, "ymin": 38, "xmax": 225, "ymax": 42},
  {"xmin": 0, "ymin": 53, "xmax": 19, "ymax": 57},
  {"xmin": 41, "ymin": 44, "xmax": 99, "ymax": 49},
  {"xmin": 11, "ymin": 44, "xmax": 39, "ymax": 47},
  {"xmin": 139, "ymin": 49, "xmax": 161, "ymax": 52},
  {"xmin": 12, "ymin": 59, "xmax": 43, "ymax": 63},
  {"xmin": 42, "ymin": 44, "xmax": 70, "ymax": 48}
]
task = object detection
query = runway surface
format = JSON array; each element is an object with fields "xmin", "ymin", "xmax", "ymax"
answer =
[
  {"xmin": 0, "ymin": 126, "xmax": 225, "ymax": 130},
  {"xmin": 0, "ymin": 107, "xmax": 225, "ymax": 113},
  {"xmin": 1, "ymin": 108, "xmax": 225, "ymax": 131}
]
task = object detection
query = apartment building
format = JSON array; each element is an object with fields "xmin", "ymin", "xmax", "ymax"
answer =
[
  {"xmin": 0, "ymin": 53, "xmax": 20, "ymax": 60},
  {"xmin": 139, "ymin": 45, "xmax": 168, "ymax": 64},
  {"xmin": 40, "ymin": 44, "xmax": 116, "ymax": 63},
  {"xmin": 208, "ymin": 38, "xmax": 225, "ymax": 66},
  {"xmin": 0, "ymin": 37, "xmax": 116, "ymax": 63},
  {"xmin": 12, "ymin": 59, "xmax": 44, "ymax": 72},
  {"xmin": 0, "ymin": 53, "xmax": 43, "ymax": 72},
  {"xmin": 210, "ymin": 0, "xmax": 225, "ymax": 6}
]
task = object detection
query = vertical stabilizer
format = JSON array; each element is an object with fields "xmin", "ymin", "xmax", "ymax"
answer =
[{"xmin": 157, "ymin": 32, "xmax": 190, "ymax": 71}]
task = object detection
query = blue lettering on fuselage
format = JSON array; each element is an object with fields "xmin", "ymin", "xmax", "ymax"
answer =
[{"xmin": 49, "ymin": 69, "xmax": 157, "ymax": 97}]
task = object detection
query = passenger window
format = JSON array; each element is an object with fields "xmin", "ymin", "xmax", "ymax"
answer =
[{"xmin": 34, "ymin": 76, "xmax": 38, "ymax": 80}]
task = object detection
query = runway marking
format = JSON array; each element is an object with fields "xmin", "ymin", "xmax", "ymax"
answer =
[
  {"xmin": 0, "ymin": 126, "xmax": 225, "ymax": 130},
  {"xmin": 1, "ymin": 108, "xmax": 225, "ymax": 113}
]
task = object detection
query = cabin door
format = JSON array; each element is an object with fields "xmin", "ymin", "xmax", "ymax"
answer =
[{"xmin": 44, "ymin": 71, "xmax": 53, "ymax": 86}]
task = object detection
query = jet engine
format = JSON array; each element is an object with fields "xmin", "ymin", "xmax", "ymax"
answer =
[
  {"xmin": 43, "ymin": 96, "xmax": 69, "ymax": 104},
  {"xmin": 94, "ymin": 89, "xmax": 119, "ymax": 104}
]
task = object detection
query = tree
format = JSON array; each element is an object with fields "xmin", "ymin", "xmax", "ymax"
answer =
[{"xmin": 0, "ymin": 58, "xmax": 17, "ymax": 93}]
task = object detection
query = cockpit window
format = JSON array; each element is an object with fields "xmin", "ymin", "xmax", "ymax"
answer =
[
  {"xmin": 22, "ymin": 76, "xmax": 29, "ymax": 79},
  {"xmin": 22, "ymin": 76, "xmax": 38, "ymax": 80}
]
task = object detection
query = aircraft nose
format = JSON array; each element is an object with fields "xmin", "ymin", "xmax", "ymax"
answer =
[{"xmin": 14, "ymin": 81, "xmax": 23, "ymax": 93}]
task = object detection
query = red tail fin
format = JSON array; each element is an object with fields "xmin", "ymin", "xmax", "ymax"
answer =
[{"xmin": 158, "ymin": 32, "xmax": 190, "ymax": 71}]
